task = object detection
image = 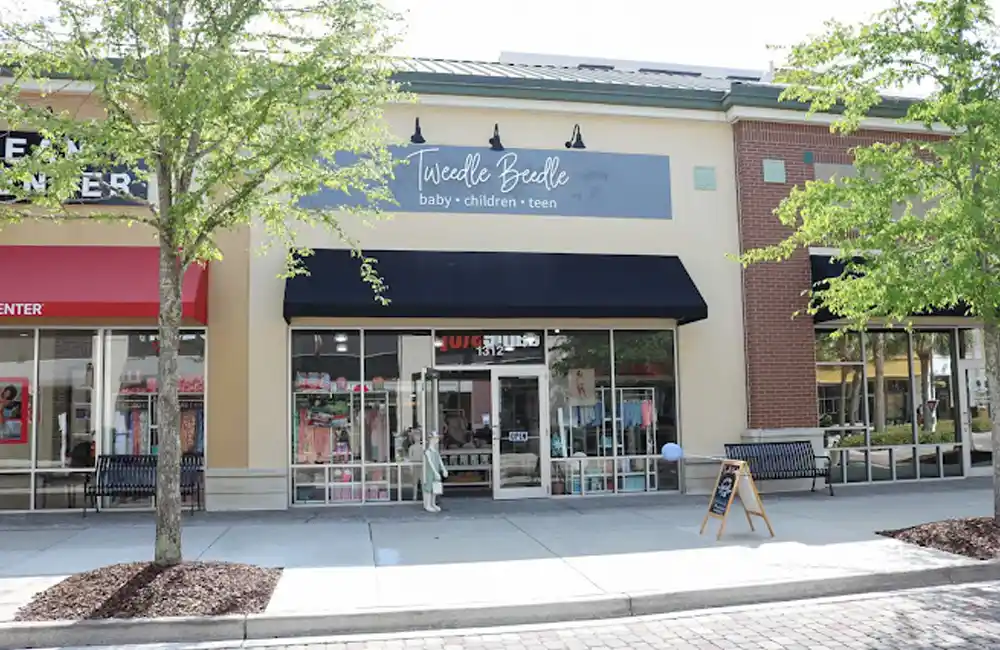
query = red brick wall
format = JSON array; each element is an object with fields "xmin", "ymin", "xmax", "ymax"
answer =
[{"xmin": 733, "ymin": 121, "xmax": 933, "ymax": 430}]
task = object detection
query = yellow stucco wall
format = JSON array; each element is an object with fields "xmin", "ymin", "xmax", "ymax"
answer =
[
  {"xmin": 247, "ymin": 102, "xmax": 748, "ymax": 479},
  {"xmin": 2, "ymin": 91, "xmax": 748, "ymax": 503},
  {"xmin": 0, "ymin": 220, "xmax": 251, "ymax": 471}
]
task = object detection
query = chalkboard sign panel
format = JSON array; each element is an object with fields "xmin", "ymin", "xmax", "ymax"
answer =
[
  {"xmin": 709, "ymin": 461, "xmax": 739, "ymax": 516},
  {"xmin": 700, "ymin": 459, "xmax": 775, "ymax": 540}
]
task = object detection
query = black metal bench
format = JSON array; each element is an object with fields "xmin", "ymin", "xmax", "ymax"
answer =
[
  {"xmin": 724, "ymin": 441, "xmax": 833, "ymax": 495},
  {"xmin": 83, "ymin": 453, "xmax": 205, "ymax": 516}
]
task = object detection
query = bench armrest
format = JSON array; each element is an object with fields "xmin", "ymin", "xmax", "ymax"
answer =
[{"xmin": 814, "ymin": 454, "xmax": 831, "ymax": 466}]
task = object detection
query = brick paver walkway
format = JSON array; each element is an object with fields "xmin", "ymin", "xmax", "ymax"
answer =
[{"xmin": 67, "ymin": 581, "xmax": 1000, "ymax": 650}]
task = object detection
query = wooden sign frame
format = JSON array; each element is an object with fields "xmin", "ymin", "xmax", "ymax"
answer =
[{"xmin": 700, "ymin": 459, "xmax": 775, "ymax": 540}]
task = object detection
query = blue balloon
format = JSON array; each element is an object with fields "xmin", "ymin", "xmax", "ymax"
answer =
[{"xmin": 661, "ymin": 442, "xmax": 683, "ymax": 462}]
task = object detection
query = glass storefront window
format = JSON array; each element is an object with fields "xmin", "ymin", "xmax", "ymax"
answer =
[
  {"xmin": 287, "ymin": 327, "xmax": 684, "ymax": 503},
  {"xmin": 291, "ymin": 330, "xmax": 365, "ymax": 504},
  {"xmin": 816, "ymin": 330, "xmax": 863, "ymax": 363},
  {"xmin": 613, "ymin": 331, "xmax": 677, "ymax": 491},
  {"xmin": 865, "ymin": 331, "xmax": 914, "ymax": 445},
  {"xmin": 290, "ymin": 329, "xmax": 440, "ymax": 504},
  {"xmin": 546, "ymin": 330, "xmax": 613, "ymax": 495},
  {"xmin": 364, "ymin": 331, "xmax": 433, "ymax": 500},
  {"xmin": 815, "ymin": 330, "xmax": 868, "ymax": 482},
  {"xmin": 819, "ymin": 328, "xmax": 964, "ymax": 484},
  {"xmin": 363, "ymin": 331, "xmax": 433, "ymax": 462},
  {"xmin": 36, "ymin": 330, "xmax": 98, "ymax": 470},
  {"xmin": 0, "ymin": 475, "xmax": 30, "ymax": 510},
  {"xmin": 0, "ymin": 331, "xmax": 34, "ymax": 473},
  {"xmin": 0, "ymin": 327, "xmax": 208, "ymax": 511},
  {"xmin": 959, "ymin": 328, "xmax": 992, "ymax": 469},
  {"xmin": 104, "ymin": 330, "xmax": 206, "ymax": 458}
]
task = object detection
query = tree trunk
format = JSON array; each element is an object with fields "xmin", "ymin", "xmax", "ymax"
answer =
[
  {"xmin": 874, "ymin": 335, "xmax": 886, "ymax": 433},
  {"xmin": 851, "ymin": 370, "xmax": 864, "ymax": 425},
  {"xmin": 154, "ymin": 236, "xmax": 184, "ymax": 566},
  {"xmin": 984, "ymin": 322, "xmax": 1000, "ymax": 523},
  {"xmin": 839, "ymin": 367, "xmax": 848, "ymax": 426}
]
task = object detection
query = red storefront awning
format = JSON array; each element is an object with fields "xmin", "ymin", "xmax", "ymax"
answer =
[{"xmin": 0, "ymin": 246, "xmax": 208, "ymax": 323}]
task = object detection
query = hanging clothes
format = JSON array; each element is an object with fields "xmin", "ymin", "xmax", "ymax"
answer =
[
  {"xmin": 366, "ymin": 406, "xmax": 385, "ymax": 462},
  {"xmin": 180, "ymin": 409, "xmax": 197, "ymax": 453}
]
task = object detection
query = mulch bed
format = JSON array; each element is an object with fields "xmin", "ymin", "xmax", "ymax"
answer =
[
  {"xmin": 878, "ymin": 517, "xmax": 1000, "ymax": 560},
  {"xmin": 15, "ymin": 561, "xmax": 282, "ymax": 621}
]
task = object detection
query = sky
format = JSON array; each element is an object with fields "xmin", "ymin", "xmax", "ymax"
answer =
[
  {"xmin": 6, "ymin": 0, "xmax": 1000, "ymax": 75},
  {"xmin": 382, "ymin": 0, "xmax": 898, "ymax": 70}
]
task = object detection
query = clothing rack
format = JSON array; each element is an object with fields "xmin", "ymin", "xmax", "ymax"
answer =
[
  {"xmin": 292, "ymin": 389, "xmax": 393, "ymax": 504},
  {"xmin": 113, "ymin": 392, "xmax": 205, "ymax": 456},
  {"xmin": 553, "ymin": 386, "xmax": 657, "ymax": 494}
]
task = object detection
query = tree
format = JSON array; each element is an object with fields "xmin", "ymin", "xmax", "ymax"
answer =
[
  {"xmin": 0, "ymin": 0, "xmax": 402, "ymax": 565},
  {"xmin": 739, "ymin": 0, "xmax": 1000, "ymax": 519}
]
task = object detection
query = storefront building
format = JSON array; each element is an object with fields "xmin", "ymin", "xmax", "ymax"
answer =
[
  {"xmin": 2, "ymin": 57, "xmax": 985, "ymax": 512},
  {"xmin": 731, "ymin": 102, "xmax": 986, "ymax": 487},
  {"xmin": 0, "ymin": 91, "xmax": 251, "ymax": 510},
  {"xmin": 243, "ymin": 61, "xmax": 751, "ymax": 510},
  {"xmin": 0, "ymin": 222, "xmax": 252, "ymax": 511}
]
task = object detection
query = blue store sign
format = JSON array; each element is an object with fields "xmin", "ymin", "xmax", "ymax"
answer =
[{"xmin": 299, "ymin": 145, "xmax": 672, "ymax": 219}]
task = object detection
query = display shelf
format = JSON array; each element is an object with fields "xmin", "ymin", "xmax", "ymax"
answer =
[
  {"xmin": 439, "ymin": 448, "xmax": 493, "ymax": 488},
  {"xmin": 292, "ymin": 390, "xmax": 392, "ymax": 467}
]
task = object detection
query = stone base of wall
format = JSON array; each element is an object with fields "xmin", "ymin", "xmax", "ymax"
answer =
[
  {"xmin": 683, "ymin": 459, "xmax": 728, "ymax": 495},
  {"xmin": 205, "ymin": 469, "xmax": 287, "ymax": 511},
  {"xmin": 740, "ymin": 427, "xmax": 829, "ymax": 494}
]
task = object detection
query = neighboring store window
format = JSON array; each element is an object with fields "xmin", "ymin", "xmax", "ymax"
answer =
[
  {"xmin": 911, "ymin": 331, "xmax": 959, "ymax": 479},
  {"xmin": 363, "ymin": 331, "xmax": 433, "ymax": 501},
  {"xmin": 613, "ymin": 331, "xmax": 678, "ymax": 492},
  {"xmin": 0, "ymin": 331, "xmax": 34, "ymax": 510},
  {"xmin": 818, "ymin": 328, "xmax": 962, "ymax": 484},
  {"xmin": 33, "ymin": 330, "xmax": 98, "ymax": 510},
  {"xmin": 104, "ymin": 330, "xmax": 206, "ymax": 458},
  {"xmin": 867, "ymin": 331, "xmax": 915, "ymax": 480},
  {"xmin": 290, "ymin": 330, "xmax": 363, "ymax": 503},
  {"xmin": 434, "ymin": 330, "xmax": 544, "ymax": 366},
  {"xmin": 36, "ymin": 331, "xmax": 98, "ymax": 470},
  {"xmin": 959, "ymin": 328, "xmax": 992, "ymax": 469},
  {"xmin": 546, "ymin": 330, "xmax": 613, "ymax": 495},
  {"xmin": 816, "ymin": 330, "xmax": 868, "ymax": 483}
]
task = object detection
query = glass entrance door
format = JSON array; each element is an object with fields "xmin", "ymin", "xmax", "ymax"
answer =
[
  {"xmin": 490, "ymin": 366, "xmax": 549, "ymax": 499},
  {"xmin": 958, "ymin": 359, "xmax": 993, "ymax": 476}
]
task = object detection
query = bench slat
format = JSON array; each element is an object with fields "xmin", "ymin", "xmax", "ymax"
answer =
[{"xmin": 724, "ymin": 441, "xmax": 833, "ymax": 496}]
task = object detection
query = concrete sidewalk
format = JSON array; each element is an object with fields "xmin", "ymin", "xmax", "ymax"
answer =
[{"xmin": 0, "ymin": 480, "xmax": 996, "ymax": 647}]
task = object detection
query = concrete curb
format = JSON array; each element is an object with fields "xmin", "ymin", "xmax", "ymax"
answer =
[{"xmin": 5, "ymin": 562, "xmax": 1000, "ymax": 649}]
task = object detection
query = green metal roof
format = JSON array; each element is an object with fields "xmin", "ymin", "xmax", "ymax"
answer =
[
  {"xmin": 1, "ymin": 55, "xmax": 914, "ymax": 119},
  {"xmin": 393, "ymin": 57, "xmax": 912, "ymax": 119},
  {"xmin": 394, "ymin": 58, "xmax": 736, "ymax": 91}
]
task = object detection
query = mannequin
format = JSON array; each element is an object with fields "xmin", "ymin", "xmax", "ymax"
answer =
[{"xmin": 422, "ymin": 430, "xmax": 448, "ymax": 512}]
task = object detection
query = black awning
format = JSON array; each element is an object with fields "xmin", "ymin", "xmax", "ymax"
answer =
[
  {"xmin": 810, "ymin": 254, "xmax": 969, "ymax": 322},
  {"xmin": 284, "ymin": 249, "xmax": 708, "ymax": 323}
]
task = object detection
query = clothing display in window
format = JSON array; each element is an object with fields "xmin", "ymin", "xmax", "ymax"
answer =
[
  {"xmin": 365, "ymin": 405, "xmax": 387, "ymax": 462},
  {"xmin": 113, "ymin": 393, "xmax": 205, "ymax": 455}
]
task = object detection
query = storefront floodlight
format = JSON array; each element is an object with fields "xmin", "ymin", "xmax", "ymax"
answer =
[
  {"xmin": 410, "ymin": 117, "xmax": 426, "ymax": 144},
  {"xmin": 489, "ymin": 123, "xmax": 504, "ymax": 151},
  {"xmin": 565, "ymin": 124, "xmax": 586, "ymax": 149}
]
